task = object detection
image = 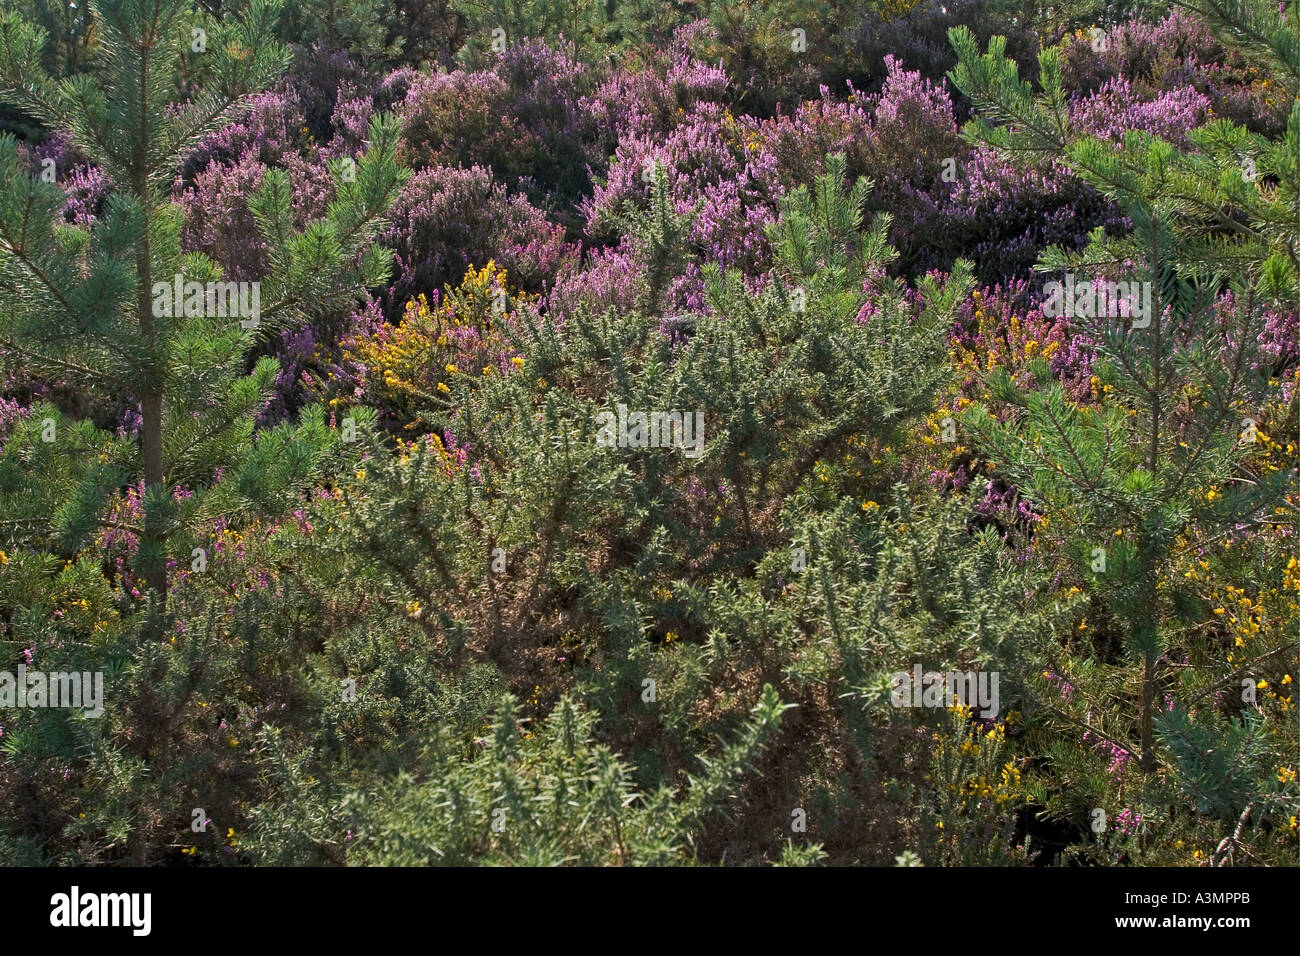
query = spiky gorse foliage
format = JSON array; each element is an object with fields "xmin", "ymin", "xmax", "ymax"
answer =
[
  {"xmin": 307, "ymin": 686, "xmax": 790, "ymax": 866},
  {"xmin": 320, "ymin": 157, "xmax": 971, "ymax": 664},
  {"xmin": 917, "ymin": 703, "xmax": 1028, "ymax": 866},
  {"xmin": 262, "ymin": 160, "xmax": 1056, "ymax": 864}
]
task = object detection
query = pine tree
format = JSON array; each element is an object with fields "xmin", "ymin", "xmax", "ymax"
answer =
[
  {"xmin": 0, "ymin": 0, "xmax": 407, "ymax": 627},
  {"xmin": 947, "ymin": 8, "xmax": 1297, "ymax": 790}
]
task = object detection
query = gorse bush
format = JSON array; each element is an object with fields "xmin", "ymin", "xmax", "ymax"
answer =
[{"xmin": 0, "ymin": 0, "xmax": 1295, "ymax": 867}]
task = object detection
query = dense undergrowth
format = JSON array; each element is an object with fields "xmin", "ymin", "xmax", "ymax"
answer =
[{"xmin": 0, "ymin": 0, "xmax": 1295, "ymax": 866}]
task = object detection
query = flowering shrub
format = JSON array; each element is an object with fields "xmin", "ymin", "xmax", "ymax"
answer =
[
  {"xmin": 1059, "ymin": 12, "xmax": 1291, "ymax": 134},
  {"xmin": 397, "ymin": 41, "xmax": 592, "ymax": 214},
  {"xmin": 286, "ymin": 43, "xmax": 377, "ymax": 143},
  {"xmin": 926, "ymin": 146, "xmax": 1127, "ymax": 283},
  {"xmin": 953, "ymin": 283, "xmax": 1097, "ymax": 406},
  {"xmin": 738, "ymin": 86, "xmax": 875, "ymax": 191},
  {"xmin": 328, "ymin": 68, "xmax": 417, "ymax": 157},
  {"xmin": 586, "ymin": 101, "xmax": 783, "ymax": 287},
  {"xmin": 543, "ymin": 241, "xmax": 641, "ymax": 322},
  {"xmin": 382, "ymin": 164, "xmax": 571, "ymax": 307},
  {"xmin": 581, "ymin": 27, "xmax": 730, "ymax": 149},
  {"xmin": 344, "ymin": 261, "xmax": 529, "ymax": 432},
  {"xmin": 1070, "ymin": 77, "xmax": 1212, "ymax": 148},
  {"xmin": 179, "ymin": 88, "xmax": 304, "ymax": 180}
]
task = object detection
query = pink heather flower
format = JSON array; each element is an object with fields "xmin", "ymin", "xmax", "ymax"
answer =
[{"xmin": 1115, "ymin": 808, "xmax": 1142, "ymax": 836}]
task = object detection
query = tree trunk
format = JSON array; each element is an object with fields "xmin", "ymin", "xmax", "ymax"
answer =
[
  {"xmin": 135, "ymin": 198, "xmax": 166, "ymax": 617},
  {"xmin": 1139, "ymin": 648, "xmax": 1156, "ymax": 772},
  {"xmin": 140, "ymin": 389, "xmax": 168, "ymax": 610},
  {"xmin": 136, "ymin": 36, "xmax": 167, "ymax": 622}
]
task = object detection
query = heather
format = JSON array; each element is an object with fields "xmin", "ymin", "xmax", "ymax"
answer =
[{"xmin": 0, "ymin": 0, "xmax": 1295, "ymax": 869}]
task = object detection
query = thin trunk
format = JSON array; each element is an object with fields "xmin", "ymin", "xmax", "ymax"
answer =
[
  {"xmin": 139, "ymin": 389, "xmax": 167, "ymax": 605},
  {"xmin": 1139, "ymin": 646, "xmax": 1156, "ymax": 772},
  {"xmin": 136, "ymin": 24, "xmax": 167, "ymax": 618},
  {"xmin": 1139, "ymin": 219, "xmax": 1163, "ymax": 772}
]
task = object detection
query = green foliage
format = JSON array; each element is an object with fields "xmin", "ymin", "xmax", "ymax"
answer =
[
  {"xmin": 269, "ymin": 157, "xmax": 1041, "ymax": 864},
  {"xmin": 323, "ymin": 686, "xmax": 790, "ymax": 865},
  {"xmin": 599, "ymin": 159, "xmax": 699, "ymax": 316},
  {"xmin": 0, "ymin": 0, "xmax": 406, "ymax": 609},
  {"xmin": 453, "ymin": 0, "xmax": 615, "ymax": 60}
]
